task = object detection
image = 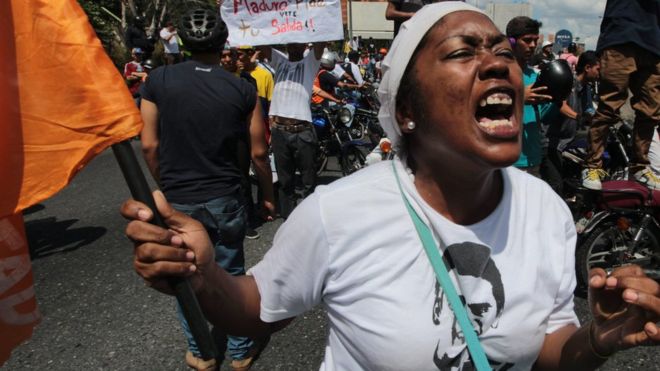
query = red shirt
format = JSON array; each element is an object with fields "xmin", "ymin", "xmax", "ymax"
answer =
[{"xmin": 123, "ymin": 61, "xmax": 144, "ymax": 95}]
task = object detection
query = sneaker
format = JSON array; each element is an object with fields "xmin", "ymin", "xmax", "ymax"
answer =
[
  {"xmin": 582, "ymin": 168, "xmax": 608, "ymax": 190},
  {"xmin": 245, "ymin": 227, "xmax": 260, "ymax": 240},
  {"xmin": 633, "ymin": 167, "xmax": 660, "ymax": 190},
  {"xmin": 185, "ymin": 351, "xmax": 217, "ymax": 371},
  {"xmin": 230, "ymin": 336, "xmax": 270, "ymax": 371}
]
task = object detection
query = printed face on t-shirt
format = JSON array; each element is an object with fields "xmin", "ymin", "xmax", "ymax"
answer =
[{"xmin": 431, "ymin": 242, "xmax": 513, "ymax": 371}]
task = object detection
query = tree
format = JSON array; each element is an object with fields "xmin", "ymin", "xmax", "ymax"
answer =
[{"xmin": 77, "ymin": 0, "xmax": 215, "ymax": 66}]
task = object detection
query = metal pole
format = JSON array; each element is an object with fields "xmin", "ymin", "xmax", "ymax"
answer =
[
  {"xmin": 111, "ymin": 140, "xmax": 218, "ymax": 363},
  {"xmin": 348, "ymin": 0, "xmax": 353, "ymax": 41}
]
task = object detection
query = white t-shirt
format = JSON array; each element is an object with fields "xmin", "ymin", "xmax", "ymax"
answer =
[
  {"xmin": 268, "ymin": 48, "xmax": 321, "ymax": 122},
  {"xmin": 250, "ymin": 159, "xmax": 579, "ymax": 371},
  {"xmin": 343, "ymin": 62, "xmax": 364, "ymax": 86},
  {"xmin": 331, "ymin": 64, "xmax": 346, "ymax": 79},
  {"xmin": 159, "ymin": 28, "xmax": 179, "ymax": 54}
]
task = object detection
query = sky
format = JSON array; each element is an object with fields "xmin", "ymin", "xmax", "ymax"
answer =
[{"xmin": 466, "ymin": 0, "xmax": 607, "ymax": 50}]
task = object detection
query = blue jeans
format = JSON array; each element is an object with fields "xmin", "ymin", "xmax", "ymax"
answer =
[{"xmin": 172, "ymin": 192, "xmax": 253, "ymax": 361}]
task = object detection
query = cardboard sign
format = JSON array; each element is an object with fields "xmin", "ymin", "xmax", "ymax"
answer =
[{"xmin": 221, "ymin": 0, "xmax": 344, "ymax": 46}]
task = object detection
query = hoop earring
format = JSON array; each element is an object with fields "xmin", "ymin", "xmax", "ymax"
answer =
[{"xmin": 406, "ymin": 121, "xmax": 416, "ymax": 130}]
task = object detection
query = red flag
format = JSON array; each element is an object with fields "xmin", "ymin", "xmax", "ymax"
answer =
[{"xmin": 0, "ymin": 0, "xmax": 143, "ymax": 363}]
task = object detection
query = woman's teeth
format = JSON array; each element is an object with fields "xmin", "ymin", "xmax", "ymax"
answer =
[{"xmin": 479, "ymin": 93, "xmax": 513, "ymax": 107}]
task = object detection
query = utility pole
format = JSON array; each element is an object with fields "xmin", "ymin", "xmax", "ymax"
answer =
[{"xmin": 348, "ymin": 0, "xmax": 353, "ymax": 40}]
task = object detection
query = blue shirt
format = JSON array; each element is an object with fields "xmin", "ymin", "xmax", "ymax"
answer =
[{"xmin": 514, "ymin": 66, "xmax": 554, "ymax": 168}]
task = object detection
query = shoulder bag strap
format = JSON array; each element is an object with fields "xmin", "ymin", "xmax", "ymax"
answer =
[{"xmin": 391, "ymin": 161, "xmax": 491, "ymax": 371}]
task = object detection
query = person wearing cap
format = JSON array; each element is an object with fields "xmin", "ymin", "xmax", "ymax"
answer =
[
  {"xmin": 532, "ymin": 40, "xmax": 555, "ymax": 67},
  {"xmin": 237, "ymin": 46, "xmax": 274, "ymax": 137},
  {"xmin": 124, "ymin": 2, "xmax": 660, "ymax": 369},
  {"xmin": 582, "ymin": 0, "xmax": 660, "ymax": 190},
  {"xmin": 123, "ymin": 47, "xmax": 147, "ymax": 104},
  {"xmin": 506, "ymin": 16, "xmax": 554, "ymax": 177}
]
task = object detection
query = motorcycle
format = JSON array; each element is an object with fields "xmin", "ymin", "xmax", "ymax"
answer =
[
  {"xmin": 365, "ymin": 138, "xmax": 395, "ymax": 166},
  {"xmin": 337, "ymin": 87, "xmax": 384, "ymax": 146},
  {"xmin": 561, "ymin": 119, "xmax": 633, "ymax": 215},
  {"xmin": 311, "ymin": 102, "xmax": 371, "ymax": 176},
  {"xmin": 573, "ymin": 180, "xmax": 660, "ymax": 291}
]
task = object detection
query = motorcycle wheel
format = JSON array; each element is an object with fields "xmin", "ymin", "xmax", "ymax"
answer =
[
  {"xmin": 576, "ymin": 221, "xmax": 659, "ymax": 290},
  {"xmin": 340, "ymin": 145, "xmax": 366, "ymax": 176}
]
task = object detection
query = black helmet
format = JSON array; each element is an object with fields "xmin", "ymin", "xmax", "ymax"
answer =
[
  {"xmin": 178, "ymin": 8, "xmax": 228, "ymax": 53},
  {"xmin": 534, "ymin": 59, "xmax": 573, "ymax": 103},
  {"xmin": 143, "ymin": 59, "xmax": 155, "ymax": 70}
]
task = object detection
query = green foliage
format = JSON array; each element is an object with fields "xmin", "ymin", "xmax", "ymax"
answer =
[{"xmin": 77, "ymin": 0, "xmax": 217, "ymax": 67}]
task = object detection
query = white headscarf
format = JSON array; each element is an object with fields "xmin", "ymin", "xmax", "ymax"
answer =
[{"xmin": 377, "ymin": 1, "xmax": 486, "ymax": 148}]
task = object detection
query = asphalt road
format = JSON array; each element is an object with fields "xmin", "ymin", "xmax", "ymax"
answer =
[{"xmin": 2, "ymin": 142, "xmax": 658, "ymax": 370}]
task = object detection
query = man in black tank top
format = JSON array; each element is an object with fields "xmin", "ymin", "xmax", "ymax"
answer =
[{"xmin": 139, "ymin": 10, "xmax": 274, "ymax": 371}]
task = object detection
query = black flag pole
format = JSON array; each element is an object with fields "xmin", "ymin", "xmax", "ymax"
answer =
[{"xmin": 112, "ymin": 140, "xmax": 218, "ymax": 362}]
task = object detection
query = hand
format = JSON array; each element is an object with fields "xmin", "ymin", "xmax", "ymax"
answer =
[
  {"xmin": 121, "ymin": 190, "xmax": 215, "ymax": 295},
  {"xmin": 588, "ymin": 265, "xmax": 660, "ymax": 355},
  {"xmin": 259, "ymin": 200, "xmax": 276, "ymax": 221},
  {"xmin": 524, "ymin": 85, "xmax": 553, "ymax": 105}
]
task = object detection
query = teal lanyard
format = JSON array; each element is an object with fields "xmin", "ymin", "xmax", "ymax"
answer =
[{"xmin": 392, "ymin": 161, "xmax": 491, "ymax": 371}]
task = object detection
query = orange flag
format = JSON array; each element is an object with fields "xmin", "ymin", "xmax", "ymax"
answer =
[{"xmin": 0, "ymin": 0, "xmax": 143, "ymax": 364}]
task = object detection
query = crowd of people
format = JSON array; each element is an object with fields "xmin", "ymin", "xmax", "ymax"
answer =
[{"xmin": 119, "ymin": 1, "xmax": 659, "ymax": 370}]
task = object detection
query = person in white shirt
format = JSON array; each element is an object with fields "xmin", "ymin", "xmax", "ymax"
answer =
[
  {"xmin": 257, "ymin": 43, "xmax": 325, "ymax": 218},
  {"xmin": 159, "ymin": 21, "xmax": 180, "ymax": 65},
  {"xmin": 340, "ymin": 51, "xmax": 365, "ymax": 87},
  {"xmin": 123, "ymin": 3, "xmax": 660, "ymax": 370}
]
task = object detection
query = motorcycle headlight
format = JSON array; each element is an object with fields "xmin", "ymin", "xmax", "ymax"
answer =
[{"xmin": 339, "ymin": 107, "xmax": 353, "ymax": 125}]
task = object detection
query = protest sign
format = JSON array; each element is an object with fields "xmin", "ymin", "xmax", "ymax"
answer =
[{"xmin": 221, "ymin": 0, "xmax": 344, "ymax": 46}]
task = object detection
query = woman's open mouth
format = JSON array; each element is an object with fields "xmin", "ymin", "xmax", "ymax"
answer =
[{"xmin": 474, "ymin": 89, "xmax": 518, "ymax": 139}]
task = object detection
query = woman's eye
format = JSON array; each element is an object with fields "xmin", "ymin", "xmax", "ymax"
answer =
[
  {"xmin": 496, "ymin": 49, "xmax": 515, "ymax": 59},
  {"xmin": 446, "ymin": 49, "xmax": 474, "ymax": 59}
]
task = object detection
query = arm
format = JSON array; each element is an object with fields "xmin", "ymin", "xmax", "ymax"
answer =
[
  {"xmin": 312, "ymin": 42, "xmax": 325, "ymax": 60},
  {"xmin": 121, "ymin": 191, "xmax": 292, "ymax": 339},
  {"xmin": 140, "ymin": 99, "xmax": 160, "ymax": 182},
  {"xmin": 313, "ymin": 85, "xmax": 342, "ymax": 104},
  {"xmin": 341, "ymin": 71, "xmax": 356, "ymax": 83},
  {"xmin": 534, "ymin": 265, "xmax": 660, "ymax": 371},
  {"xmin": 559, "ymin": 101, "xmax": 579, "ymax": 120},
  {"xmin": 124, "ymin": 64, "xmax": 141, "ymax": 82},
  {"xmin": 533, "ymin": 324, "xmax": 607, "ymax": 371},
  {"xmin": 337, "ymin": 80, "xmax": 360, "ymax": 89},
  {"xmin": 385, "ymin": 2, "xmax": 415, "ymax": 22},
  {"xmin": 164, "ymin": 30, "xmax": 177, "ymax": 42},
  {"xmin": 248, "ymin": 97, "xmax": 276, "ymax": 219}
]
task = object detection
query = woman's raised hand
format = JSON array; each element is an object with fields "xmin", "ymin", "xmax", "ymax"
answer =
[
  {"xmin": 121, "ymin": 190, "xmax": 215, "ymax": 295},
  {"xmin": 588, "ymin": 265, "xmax": 660, "ymax": 356}
]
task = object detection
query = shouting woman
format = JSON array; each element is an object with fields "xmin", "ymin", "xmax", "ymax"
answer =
[{"xmin": 123, "ymin": 2, "xmax": 660, "ymax": 370}]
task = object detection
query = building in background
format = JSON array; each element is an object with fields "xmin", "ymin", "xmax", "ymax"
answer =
[
  {"xmin": 484, "ymin": 2, "xmax": 532, "ymax": 33},
  {"xmin": 342, "ymin": 1, "xmax": 562, "ymax": 43}
]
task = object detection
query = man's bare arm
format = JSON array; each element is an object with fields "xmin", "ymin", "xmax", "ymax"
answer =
[{"xmin": 140, "ymin": 99, "xmax": 160, "ymax": 182}]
